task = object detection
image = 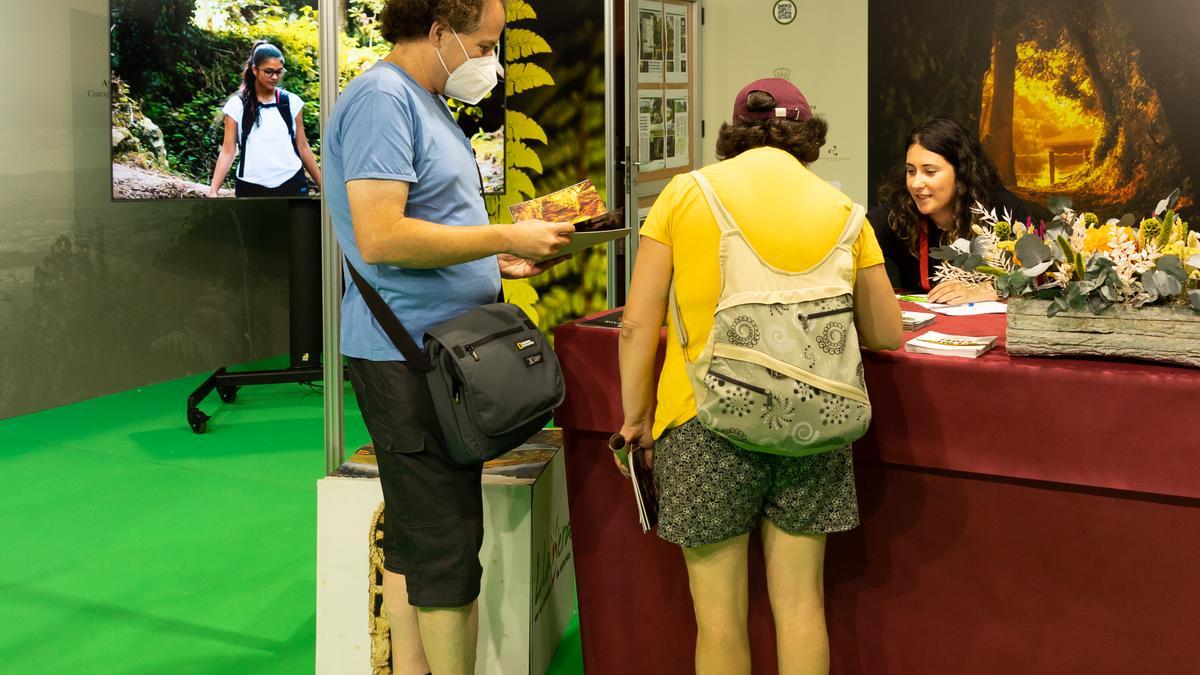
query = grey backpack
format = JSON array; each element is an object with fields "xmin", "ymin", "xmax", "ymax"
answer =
[{"xmin": 670, "ymin": 171, "xmax": 871, "ymax": 456}]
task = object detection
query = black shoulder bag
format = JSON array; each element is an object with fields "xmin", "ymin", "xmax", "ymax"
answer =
[{"xmin": 345, "ymin": 260, "xmax": 564, "ymax": 465}]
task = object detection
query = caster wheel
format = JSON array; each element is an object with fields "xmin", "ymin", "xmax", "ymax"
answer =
[
  {"xmin": 217, "ymin": 386, "xmax": 239, "ymax": 403},
  {"xmin": 188, "ymin": 408, "xmax": 210, "ymax": 435}
]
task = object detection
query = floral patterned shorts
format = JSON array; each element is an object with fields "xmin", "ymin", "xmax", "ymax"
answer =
[{"xmin": 654, "ymin": 418, "xmax": 860, "ymax": 549}]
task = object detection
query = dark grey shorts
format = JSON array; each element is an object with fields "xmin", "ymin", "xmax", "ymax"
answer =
[
  {"xmin": 348, "ymin": 357, "xmax": 484, "ymax": 608},
  {"xmin": 654, "ymin": 418, "xmax": 860, "ymax": 548}
]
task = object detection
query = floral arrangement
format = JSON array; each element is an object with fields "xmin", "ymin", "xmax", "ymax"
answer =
[{"xmin": 931, "ymin": 189, "xmax": 1200, "ymax": 317}]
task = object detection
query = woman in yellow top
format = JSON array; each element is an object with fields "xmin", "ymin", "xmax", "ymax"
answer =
[{"xmin": 618, "ymin": 79, "xmax": 902, "ymax": 675}]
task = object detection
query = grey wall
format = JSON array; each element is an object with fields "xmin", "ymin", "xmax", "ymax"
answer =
[{"xmin": 0, "ymin": 0, "xmax": 292, "ymax": 419}]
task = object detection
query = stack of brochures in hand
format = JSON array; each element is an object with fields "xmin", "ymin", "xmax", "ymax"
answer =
[
  {"xmin": 905, "ymin": 331, "xmax": 998, "ymax": 358},
  {"xmin": 608, "ymin": 433, "xmax": 659, "ymax": 533},
  {"xmin": 508, "ymin": 179, "xmax": 628, "ymax": 261},
  {"xmin": 627, "ymin": 447, "xmax": 658, "ymax": 533},
  {"xmin": 902, "ymin": 310, "xmax": 936, "ymax": 331}
]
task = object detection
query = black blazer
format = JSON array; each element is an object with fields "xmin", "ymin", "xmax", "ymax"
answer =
[{"xmin": 867, "ymin": 188, "xmax": 1031, "ymax": 292}]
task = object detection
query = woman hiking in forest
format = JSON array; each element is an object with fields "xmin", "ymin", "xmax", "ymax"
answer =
[{"xmin": 207, "ymin": 41, "xmax": 322, "ymax": 197}]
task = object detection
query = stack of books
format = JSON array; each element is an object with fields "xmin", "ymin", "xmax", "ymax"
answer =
[
  {"xmin": 902, "ymin": 311, "xmax": 936, "ymax": 331},
  {"xmin": 905, "ymin": 331, "xmax": 999, "ymax": 358}
]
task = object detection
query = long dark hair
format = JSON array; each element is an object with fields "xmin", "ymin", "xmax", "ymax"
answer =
[
  {"xmin": 239, "ymin": 41, "xmax": 284, "ymax": 132},
  {"xmin": 878, "ymin": 117, "xmax": 1003, "ymax": 256}
]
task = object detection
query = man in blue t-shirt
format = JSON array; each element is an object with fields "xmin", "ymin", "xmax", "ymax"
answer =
[{"xmin": 324, "ymin": 1, "xmax": 573, "ymax": 672}]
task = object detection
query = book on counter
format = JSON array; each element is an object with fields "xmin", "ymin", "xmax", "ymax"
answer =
[
  {"xmin": 902, "ymin": 310, "xmax": 936, "ymax": 331},
  {"xmin": 578, "ymin": 308, "xmax": 623, "ymax": 329},
  {"xmin": 905, "ymin": 331, "xmax": 998, "ymax": 358}
]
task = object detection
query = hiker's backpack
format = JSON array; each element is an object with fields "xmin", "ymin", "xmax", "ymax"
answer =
[
  {"xmin": 670, "ymin": 170, "xmax": 872, "ymax": 456},
  {"xmin": 237, "ymin": 88, "xmax": 301, "ymax": 179}
]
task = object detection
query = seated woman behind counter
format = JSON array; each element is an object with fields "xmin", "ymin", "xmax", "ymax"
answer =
[{"xmin": 867, "ymin": 117, "xmax": 1030, "ymax": 305}]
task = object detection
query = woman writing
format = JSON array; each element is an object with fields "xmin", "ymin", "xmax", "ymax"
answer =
[
  {"xmin": 207, "ymin": 41, "xmax": 322, "ymax": 197},
  {"xmin": 868, "ymin": 117, "xmax": 1030, "ymax": 304},
  {"xmin": 617, "ymin": 78, "xmax": 901, "ymax": 675}
]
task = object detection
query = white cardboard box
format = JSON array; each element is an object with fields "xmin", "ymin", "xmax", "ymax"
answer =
[{"xmin": 316, "ymin": 431, "xmax": 575, "ymax": 674}]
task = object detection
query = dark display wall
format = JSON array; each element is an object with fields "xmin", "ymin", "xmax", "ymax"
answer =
[
  {"xmin": 0, "ymin": 3, "xmax": 292, "ymax": 420},
  {"xmin": 0, "ymin": 0, "xmax": 605, "ymax": 420}
]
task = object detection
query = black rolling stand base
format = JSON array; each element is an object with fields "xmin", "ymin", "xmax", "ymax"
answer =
[
  {"xmin": 185, "ymin": 199, "xmax": 341, "ymax": 435},
  {"xmin": 186, "ymin": 364, "xmax": 339, "ymax": 434}
]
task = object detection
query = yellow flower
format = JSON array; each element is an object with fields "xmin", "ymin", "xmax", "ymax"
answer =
[
  {"xmin": 1139, "ymin": 218, "xmax": 1163, "ymax": 248},
  {"xmin": 994, "ymin": 240, "xmax": 1023, "ymax": 266},
  {"xmin": 1161, "ymin": 242, "xmax": 1184, "ymax": 258},
  {"xmin": 1082, "ymin": 224, "xmax": 1115, "ymax": 254}
]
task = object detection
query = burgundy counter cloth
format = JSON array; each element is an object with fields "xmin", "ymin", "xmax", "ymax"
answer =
[{"xmin": 555, "ymin": 306, "xmax": 1200, "ymax": 674}]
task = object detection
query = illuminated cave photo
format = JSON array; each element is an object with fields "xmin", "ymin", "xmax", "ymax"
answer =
[
  {"xmin": 868, "ymin": 0, "xmax": 1200, "ymax": 220},
  {"xmin": 977, "ymin": 1, "xmax": 1190, "ymax": 212},
  {"xmin": 981, "ymin": 41, "xmax": 1105, "ymax": 188}
]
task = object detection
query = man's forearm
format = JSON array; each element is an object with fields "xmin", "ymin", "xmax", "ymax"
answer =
[{"xmin": 357, "ymin": 216, "xmax": 511, "ymax": 268}]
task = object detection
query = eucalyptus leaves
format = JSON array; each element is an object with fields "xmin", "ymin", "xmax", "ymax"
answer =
[{"xmin": 932, "ymin": 189, "xmax": 1200, "ymax": 318}]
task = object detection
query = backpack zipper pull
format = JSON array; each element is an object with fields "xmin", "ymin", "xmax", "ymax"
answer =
[{"xmin": 468, "ymin": 346, "xmax": 480, "ymax": 361}]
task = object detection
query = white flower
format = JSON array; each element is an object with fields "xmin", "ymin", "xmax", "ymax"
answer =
[
  {"xmin": 1103, "ymin": 227, "xmax": 1156, "ymax": 299},
  {"xmin": 1069, "ymin": 222, "xmax": 1086, "ymax": 253}
]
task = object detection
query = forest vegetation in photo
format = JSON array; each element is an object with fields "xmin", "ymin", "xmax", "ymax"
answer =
[
  {"xmin": 110, "ymin": 0, "xmax": 322, "ymax": 198},
  {"xmin": 110, "ymin": 0, "xmax": 505, "ymax": 199}
]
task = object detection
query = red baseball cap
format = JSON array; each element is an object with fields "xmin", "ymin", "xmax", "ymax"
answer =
[{"xmin": 732, "ymin": 78, "xmax": 812, "ymax": 123}]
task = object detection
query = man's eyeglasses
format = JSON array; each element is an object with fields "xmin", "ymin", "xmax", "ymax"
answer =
[{"xmin": 258, "ymin": 67, "xmax": 287, "ymax": 78}]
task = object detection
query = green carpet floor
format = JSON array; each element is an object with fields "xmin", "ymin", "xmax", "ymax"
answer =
[{"xmin": 0, "ymin": 358, "xmax": 583, "ymax": 674}]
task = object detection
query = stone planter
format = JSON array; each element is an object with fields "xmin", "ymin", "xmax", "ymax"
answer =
[{"xmin": 1006, "ymin": 297, "xmax": 1200, "ymax": 368}]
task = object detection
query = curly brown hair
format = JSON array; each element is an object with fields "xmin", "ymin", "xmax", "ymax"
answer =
[
  {"xmin": 379, "ymin": 0, "xmax": 497, "ymax": 44},
  {"xmin": 877, "ymin": 117, "xmax": 1004, "ymax": 256},
  {"xmin": 715, "ymin": 91, "xmax": 827, "ymax": 163}
]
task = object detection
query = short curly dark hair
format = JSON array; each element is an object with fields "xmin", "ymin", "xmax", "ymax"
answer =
[
  {"xmin": 715, "ymin": 91, "xmax": 827, "ymax": 163},
  {"xmin": 379, "ymin": 0, "xmax": 497, "ymax": 44}
]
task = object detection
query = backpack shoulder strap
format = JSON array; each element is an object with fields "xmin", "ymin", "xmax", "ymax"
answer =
[
  {"xmin": 667, "ymin": 171, "xmax": 735, "ymax": 370},
  {"xmin": 237, "ymin": 93, "xmax": 255, "ymax": 179},
  {"xmin": 667, "ymin": 282, "xmax": 692, "ymax": 366},
  {"xmin": 689, "ymin": 170, "xmax": 741, "ymax": 236},
  {"xmin": 276, "ymin": 90, "xmax": 302, "ymax": 159},
  {"xmin": 835, "ymin": 203, "xmax": 867, "ymax": 251}
]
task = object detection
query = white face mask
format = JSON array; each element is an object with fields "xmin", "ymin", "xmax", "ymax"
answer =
[{"xmin": 435, "ymin": 28, "xmax": 498, "ymax": 105}]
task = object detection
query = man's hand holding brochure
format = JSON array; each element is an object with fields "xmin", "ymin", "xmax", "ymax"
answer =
[{"xmin": 509, "ymin": 179, "xmax": 628, "ymax": 262}]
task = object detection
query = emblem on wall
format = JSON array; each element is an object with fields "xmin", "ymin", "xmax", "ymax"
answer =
[{"xmin": 773, "ymin": 0, "xmax": 797, "ymax": 26}]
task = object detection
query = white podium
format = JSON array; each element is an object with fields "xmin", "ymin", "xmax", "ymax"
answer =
[{"xmin": 316, "ymin": 430, "xmax": 576, "ymax": 674}]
